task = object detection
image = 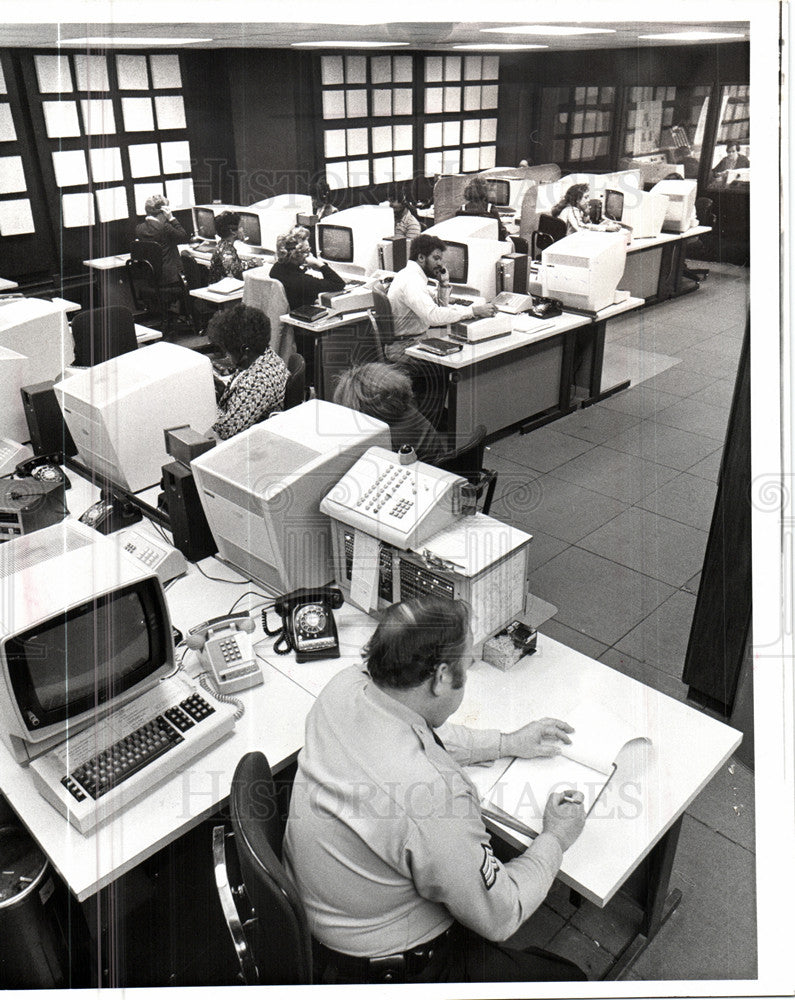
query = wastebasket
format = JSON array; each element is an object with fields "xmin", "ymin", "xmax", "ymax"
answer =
[{"xmin": 0, "ymin": 822, "xmax": 69, "ymax": 988}]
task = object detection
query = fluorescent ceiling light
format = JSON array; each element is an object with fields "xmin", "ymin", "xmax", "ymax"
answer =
[
  {"xmin": 481, "ymin": 25, "xmax": 616, "ymax": 36},
  {"xmin": 60, "ymin": 36, "xmax": 213, "ymax": 46},
  {"xmin": 291, "ymin": 41, "xmax": 410, "ymax": 48},
  {"xmin": 638, "ymin": 31, "xmax": 746, "ymax": 40},
  {"xmin": 453, "ymin": 43, "xmax": 548, "ymax": 50}
]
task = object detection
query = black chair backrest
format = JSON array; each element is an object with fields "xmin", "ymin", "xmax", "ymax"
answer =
[
  {"xmin": 435, "ymin": 424, "xmax": 498, "ymax": 515},
  {"xmin": 125, "ymin": 257, "xmax": 159, "ymax": 311},
  {"xmin": 230, "ymin": 752, "xmax": 313, "ymax": 985},
  {"xmin": 370, "ymin": 285, "xmax": 395, "ymax": 346},
  {"xmin": 531, "ymin": 214, "xmax": 567, "ymax": 259},
  {"xmin": 283, "ymin": 352, "xmax": 306, "ymax": 409},
  {"xmin": 71, "ymin": 305, "xmax": 138, "ymax": 367},
  {"xmin": 695, "ymin": 197, "xmax": 715, "ymax": 227},
  {"xmin": 131, "ymin": 239, "xmax": 164, "ymax": 284},
  {"xmin": 181, "ymin": 250, "xmax": 209, "ymax": 291}
]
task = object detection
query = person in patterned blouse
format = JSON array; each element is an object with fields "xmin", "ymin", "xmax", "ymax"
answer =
[
  {"xmin": 208, "ymin": 211, "xmax": 261, "ymax": 284},
  {"xmin": 208, "ymin": 305, "xmax": 289, "ymax": 440}
]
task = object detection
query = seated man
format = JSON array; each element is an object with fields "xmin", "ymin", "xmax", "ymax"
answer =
[
  {"xmin": 386, "ymin": 235, "xmax": 496, "ymax": 424},
  {"xmin": 387, "ymin": 234, "xmax": 496, "ymax": 354},
  {"xmin": 135, "ymin": 194, "xmax": 187, "ymax": 286},
  {"xmin": 284, "ymin": 596, "xmax": 587, "ymax": 985}
]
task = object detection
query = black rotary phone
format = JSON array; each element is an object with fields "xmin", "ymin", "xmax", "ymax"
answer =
[
  {"xmin": 263, "ymin": 587, "xmax": 344, "ymax": 663},
  {"xmin": 15, "ymin": 454, "xmax": 71, "ymax": 490}
]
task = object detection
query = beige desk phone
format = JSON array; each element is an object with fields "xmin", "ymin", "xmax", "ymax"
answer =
[{"xmin": 186, "ymin": 612, "xmax": 263, "ymax": 694}]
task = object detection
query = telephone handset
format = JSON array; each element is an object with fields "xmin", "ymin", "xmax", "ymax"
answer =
[
  {"xmin": 185, "ymin": 613, "xmax": 263, "ymax": 694},
  {"xmin": 263, "ymin": 587, "xmax": 343, "ymax": 663}
]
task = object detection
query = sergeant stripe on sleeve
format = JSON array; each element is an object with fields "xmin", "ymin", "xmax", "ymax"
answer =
[{"xmin": 480, "ymin": 843, "xmax": 500, "ymax": 890}]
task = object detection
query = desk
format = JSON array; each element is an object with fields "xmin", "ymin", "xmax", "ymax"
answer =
[
  {"xmin": 281, "ymin": 309, "xmax": 375, "ymax": 399},
  {"xmin": 0, "ymin": 277, "xmax": 19, "ymax": 291},
  {"xmin": 452, "ymin": 635, "xmax": 741, "ymax": 978},
  {"xmin": 404, "ymin": 297, "xmax": 644, "ymax": 441},
  {"xmin": 621, "ymin": 226, "xmax": 711, "ymax": 304},
  {"xmin": 189, "ymin": 285, "xmax": 244, "ymax": 306},
  {"xmin": 83, "ymin": 254, "xmax": 135, "ymax": 312}
]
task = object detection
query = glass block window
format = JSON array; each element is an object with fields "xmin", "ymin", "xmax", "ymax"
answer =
[
  {"xmin": 623, "ymin": 86, "xmax": 678, "ymax": 157},
  {"xmin": 0, "ymin": 60, "xmax": 35, "ymax": 235},
  {"xmin": 321, "ymin": 54, "xmax": 414, "ymax": 189},
  {"xmin": 422, "ymin": 54, "xmax": 498, "ymax": 178},
  {"xmin": 541, "ymin": 85, "xmax": 614, "ymax": 165},
  {"xmin": 30, "ymin": 51, "xmax": 194, "ymax": 228}
]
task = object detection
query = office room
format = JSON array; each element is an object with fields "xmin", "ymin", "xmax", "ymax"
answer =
[{"xmin": 0, "ymin": 0, "xmax": 788, "ymax": 995}]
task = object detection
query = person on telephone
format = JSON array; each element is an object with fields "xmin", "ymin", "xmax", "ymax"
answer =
[
  {"xmin": 207, "ymin": 304, "xmax": 288, "ymax": 440},
  {"xmin": 269, "ymin": 225, "xmax": 346, "ymax": 311},
  {"xmin": 134, "ymin": 194, "xmax": 187, "ymax": 285},
  {"xmin": 207, "ymin": 212, "xmax": 262, "ymax": 284},
  {"xmin": 284, "ymin": 596, "xmax": 587, "ymax": 985}
]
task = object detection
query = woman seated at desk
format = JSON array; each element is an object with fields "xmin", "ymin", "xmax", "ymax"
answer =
[
  {"xmin": 455, "ymin": 176, "xmax": 509, "ymax": 242},
  {"xmin": 551, "ymin": 183, "xmax": 622, "ymax": 236},
  {"xmin": 208, "ymin": 304, "xmax": 288, "ymax": 440},
  {"xmin": 269, "ymin": 226, "xmax": 346, "ymax": 311},
  {"xmin": 208, "ymin": 211, "xmax": 262, "ymax": 284},
  {"xmin": 333, "ymin": 362, "xmax": 446, "ymax": 464}
]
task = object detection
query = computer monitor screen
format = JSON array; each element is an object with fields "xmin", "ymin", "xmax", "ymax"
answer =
[
  {"xmin": 485, "ymin": 179, "xmax": 511, "ymax": 208},
  {"xmin": 195, "ymin": 207, "xmax": 217, "ymax": 239},
  {"xmin": 443, "ymin": 242, "xmax": 468, "ymax": 285},
  {"xmin": 238, "ymin": 212, "xmax": 262, "ymax": 247},
  {"xmin": 604, "ymin": 190, "xmax": 625, "ymax": 222},
  {"xmin": 0, "ymin": 521, "xmax": 172, "ymax": 760},
  {"xmin": 318, "ymin": 225, "xmax": 354, "ymax": 264}
]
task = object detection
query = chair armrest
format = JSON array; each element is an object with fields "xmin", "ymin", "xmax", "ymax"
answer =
[{"xmin": 212, "ymin": 824, "xmax": 258, "ymax": 984}]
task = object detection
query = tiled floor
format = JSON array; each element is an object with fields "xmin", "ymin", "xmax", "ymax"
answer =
[{"xmin": 487, "ymin": 263, "xmax": 755, "ymax": 981}]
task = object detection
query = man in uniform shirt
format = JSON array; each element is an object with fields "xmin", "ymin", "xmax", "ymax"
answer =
[{"xmin": 283, "ymin": 596, "xmax": 587, "ymax": 984}]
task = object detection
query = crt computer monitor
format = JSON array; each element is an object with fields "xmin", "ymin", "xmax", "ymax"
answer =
[
  {"xmin": 250, "ymin": 194, "xmax": 314, "ymax": 254},
  {"xmin": 54, "ymin": 342, "xmax": 217, "ymax": 493},
  {"xmin": 484, "ymin": 178, "xmax": 511, "ymax": 208},
  {"xmin": 604, "ymin": 189, "xmax": 625, "ymax": 222},
  {"xmin": 424, "ymin": 216, "xmax": 511, "ymax": 298},
  {"xmin": 190, "ymin": 400, "xmax": 391, "ymax": 595},
  {"xmin": 193, "ymin": 206, "xmax": 217, "ymax": 239},
  {"xmin": 237, "ymin": 211, "xmax": 263, "ymax": 248},
  {"xmin": 649, "ymin": 179, "xmax": 698, "ymax": 233},
  {"xmin": 0, "ymin": 519, "xmax": 174, "ymax": 763},
  {"xmin": 317, "ymin": 205, "xmax": 394, "ymax": 275},
  {"xmin": 540, "ymin": 230, "xmax": 627, "ymax": 313}
]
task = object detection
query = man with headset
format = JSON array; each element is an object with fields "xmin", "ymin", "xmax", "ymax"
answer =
[{"xmin": 284, "ymin": 596, "xmax": 587, "ymax": 984}]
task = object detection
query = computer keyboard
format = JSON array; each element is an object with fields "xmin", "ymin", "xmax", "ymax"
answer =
[
  {"xmin": 30, "ymin": 675, "xmax": 236, "ymax": 834},
  {"xmin": 450, "ymin": 296, "xmax": 474, "ymax": 306},
  {"xmin": 191, "ymin": 240, "xmax": 217, "ymax": 254}
]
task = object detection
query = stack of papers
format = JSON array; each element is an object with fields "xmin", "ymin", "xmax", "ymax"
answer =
[
  {"xmin": 207, "ymin": 277, "xmax": 244, "ymax": 295},
  {"xmin": 467, "ymin": 704, "xmax": 650, "ymax": 838}
]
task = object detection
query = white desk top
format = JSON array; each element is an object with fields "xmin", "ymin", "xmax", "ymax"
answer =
[
  {"xmin": 134, "ymin": 323, "xmax": 163, "ymax": 345},
  {"xmin": 190, "ymin": 285, "xmax": 245, "ymax": 304},
  {"xmin": 626, "ymin": 225, "xmax": 711, "ymax": 254},
  {"xmin": 453, "ymin": 636, "xmax": 741, "ymax": 907},
  {"xmin": 0, "ymin": 277, "xmax": 19, "ymax": 290},
  {"xmin": 404, "ymin": 298, "xmax": 643, "ymax": 371},
  {"xmin": 83, "ymin": 253, "xmax": 131, "ymax": 269},
  {"xmin": 280, "ymin": 309, "xmax": 372, "ymax": 333}
]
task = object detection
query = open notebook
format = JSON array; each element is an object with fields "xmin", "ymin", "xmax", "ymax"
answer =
[{"xmin": 466, "ymin": 704, "xmax": 650, "ymax": 838}]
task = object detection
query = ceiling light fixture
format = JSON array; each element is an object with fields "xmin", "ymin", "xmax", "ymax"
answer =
[
  {"xmin": 453, "ymin": 43, "xmax": 548, "ymax": 50},
  {"xmin": 481, "ymin": 25, "xmax": 616, "ymax": 36},
  {"xmin": 291, "ymin": 41, "xmax": 410, "ymax": 48},
  {"xmin": 59, "ymin": 37, "xmax": 214, "ymax": 47},
  {"xmin": 638, "ymin": 31, "xmax": 746, "ymax": 41}
]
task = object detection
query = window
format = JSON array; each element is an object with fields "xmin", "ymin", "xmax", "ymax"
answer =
[
  {"xmin": 29, "ymin": 52, "xmax": 194, "ymax": 228},
  {"xmin": 321, "ymin": 54, "xmax": 414, "ymax": 190},
  {"xmin": 623, "ymin": 86, "xmax": 677, "ymax": 157},
  {"xmin": 708, "ymin": 84, "xmax": 750, "ymax": 191},
  {"xmin": 0, "ymin": 60, "xmax": 35, "ymax": 235},
  {"xmin": 541, "ymin": 85, "xmax": 614, "ymax": 166},
  {"xmin": 422, "ymin": 55, "xmax": 498, "ymax": 177}
]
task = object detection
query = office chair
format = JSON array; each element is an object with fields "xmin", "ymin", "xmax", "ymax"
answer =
[
  {"xmin": 212, "ymin": 752, "xmax": 313, "ymax": 985},
  {"xmin": 282, "ymin": 352, "xmax": 306, "ymax": 409},
  {"xmin": 71, "ymin": 305, "xmax": 138, "ymax": 367},
  {"xmin": 531, "ymin": 214, "xmax": 567, "ymax": 259},
  {"xmin": 678, "ymin": 196, "xmax": 715, "ymax": 285},
  {"xmin": 242, "ymin": 272, "xmax": 294, "ymax": 362},
  {"xmin": 129, "ymin": 240, "xmax": 192, "ymax": 337},
  {"xmin": 435, "ymin": 424, "xmax": 498, "ymax": 515},
  {"xmin": 180, "ymin": 249, "xmax": 217, "ymax": 335}
]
